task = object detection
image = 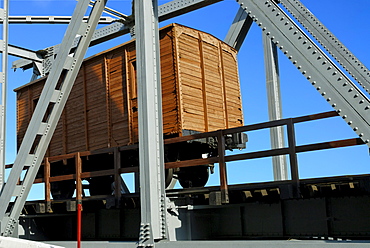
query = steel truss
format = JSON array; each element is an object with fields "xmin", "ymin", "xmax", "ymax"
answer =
[
  {"xmin": 0, "ymin": 0, "xmax": 8, "ymax": 190},
  {"xmin": 0, "ymin": 0, "xmax": 368, "ymax": 247},
  {"xmin": 0, "ymin": 0, "xmax": 108, "ymax": 237}
]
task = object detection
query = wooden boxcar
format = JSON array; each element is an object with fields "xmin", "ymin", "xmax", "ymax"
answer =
[{"xmin": 15, "ymin": 23, "xmax": 244, "ymax": 195}]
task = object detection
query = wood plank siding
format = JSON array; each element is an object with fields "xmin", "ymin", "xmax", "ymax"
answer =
[{"xmin": 15, "ymin": 24, "xmax": 243, "ymax": 157}]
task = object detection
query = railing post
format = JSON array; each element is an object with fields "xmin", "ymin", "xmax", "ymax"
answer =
[
  {"xmin": 114, "ymin": 147, "xmax": 122, "ymax": 207},
  {"xmin": 75, "ymin": 152, "xmax": 83, "ymax": 202},
  {"xmin": 44, "ymin": 157, "xmax": 52, "ymax": 213},
  {"xmin": 75, "ymin": 152, "xmax": 82, "ymax": 248},
  {"xmin": 286, "ymin": 119, "xmax": 300, "ymax": 198},
  {"xmin": 218, "ymin": 130, "xmax": 229, "ymax": 204}
]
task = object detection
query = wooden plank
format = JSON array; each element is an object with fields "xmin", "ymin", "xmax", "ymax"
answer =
[
  {"xmin": 44, "ymin": 157, "xmax": 51, "ymax": 210},
  {"xmin": 82, "ymin": 64, "xmax": 90, "ymax": 151},
  {"xmin": 75, "ymin": 153, "xmax": 82, "ymax": 202},
  {"xmin": 104, "ymin": 55, "xmax": 112, "ymax": 147}
]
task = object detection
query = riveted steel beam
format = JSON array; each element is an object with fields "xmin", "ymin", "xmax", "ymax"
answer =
[
  {"xmin": 239, "ymin": 0, "xmax": 370, "ymax": 147},
  {"xmin": 280, "ymin": 0, "xmax": 370, "ymax": 95}
]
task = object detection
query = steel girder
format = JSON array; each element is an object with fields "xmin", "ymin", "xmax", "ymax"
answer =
[
  {"xmin": 135, "ymin": 0, "xmax": 167, "ymax": 245},
  {"xmin": 263, "ymin": 36, "xmax": 288, "ymax": 181},
  {"xmin": 0, "ymin": 0, "xmax": 108, "ymax": 237},
  {"xmin": 280, "ymin": 0, "xmax": 370, "ymax": 95},
  {"xmin": 237, "ymin": 0, "xmax": 370, "ymax": 147},
  {"xmin": 0, "ymin": 0, "xmax": 8, "ymax": 190}
]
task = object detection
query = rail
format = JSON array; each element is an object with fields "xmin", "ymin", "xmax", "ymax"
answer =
[{"xmin": 9, "ymin": 110, "xmax": 365, "ymax": 208}]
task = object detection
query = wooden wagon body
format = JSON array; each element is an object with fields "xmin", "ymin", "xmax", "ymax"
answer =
[{"xmin": 15, "ymin": 23, "xmax": 243, "ymax": 157}]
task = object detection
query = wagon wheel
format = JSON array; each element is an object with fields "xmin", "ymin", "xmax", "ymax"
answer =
[
  {"xmin": 177, "ymin": 166, "xmax": 209, "ymax": 188},
  {"xmin": 88, "ymin": 176, "xmax": 114, "ymax": 196},
  {"xmin": 50, "ymin": 180, "xmax": 75, "ymax": 200},
  {"xmin": 165, "ymin": 168, "xmax": 175, "ymax": 188}
]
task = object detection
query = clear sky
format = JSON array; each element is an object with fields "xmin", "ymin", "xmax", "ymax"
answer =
[{"xmin": 4, "ymin": 0, "xmax": 370, "ymax": 198}]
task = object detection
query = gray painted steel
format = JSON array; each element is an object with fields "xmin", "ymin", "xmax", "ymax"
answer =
[
  {"xmin": 8, "ymin": 45, "xmax": 42, "ymax": 62},
  {"xmin": 135, "ymin": 0, "xmax": 167, "ymax": 245},
  {"xmin": 224, "ymin": 6, "xmax": 253, "ymax": 52},
  {"xmin": 280, "ymin": 0, "xmax": 370, "ymax": 94},
  {"xmin": 0, "ymin": 0, "xmax": 107, "ymax": 236},
  {"xmin": 3, "ymin": 16, "xmax": 115, "ymax": 24},
  {"xmin": 239, "ymin": 0, "xmax": 370, "ymax": 146},
  {"xmin": 263, "ymin": 35, "xmax": 288, "ymax": 181},
  {"xmin": 0, "ymin": 0, "xmax": 8, "ymax": 190},
  {"xmin": 47, "ymin": 240, "xmax": 370, "ymax": 248}
]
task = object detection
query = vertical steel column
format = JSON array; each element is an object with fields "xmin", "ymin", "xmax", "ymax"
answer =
[
  {"xmin": 263, "ymin": 35, "xmax": 288, "ymax": 181},
  {"xmin": 287, "ymin": 119, "xmax": 300, "ymax": 197},
  {"xmin": 0, "ymin": 0, "xmax": 8, "ymax": 189},
  {"xmin": 217, "ymin": 131, "xmax": 229, "ymax": 204},
  {"xmin": 135, "ymin": 0, "xmax": 167, "ymax": 246}
]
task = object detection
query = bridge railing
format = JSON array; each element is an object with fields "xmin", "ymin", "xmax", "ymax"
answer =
[{"xmin": 8, "ymin": 110, "xmax": 365, "ymax": 208}]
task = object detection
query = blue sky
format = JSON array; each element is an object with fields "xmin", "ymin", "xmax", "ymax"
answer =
[{"xmin": 4, "ymin": 0, "xmax": 370, "ymax": 198}]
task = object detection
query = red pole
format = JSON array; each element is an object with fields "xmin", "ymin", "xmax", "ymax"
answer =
[{"xmin": 77, "ymin": 202, "xmax": 82, "ymax": 248}]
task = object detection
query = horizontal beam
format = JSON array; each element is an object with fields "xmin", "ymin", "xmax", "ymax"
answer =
[
  {"xmin": 13, "ymin": 0, "xmax": 224, "ymax": 71},
  {"xmin": 1, "ymin": 16, "xmax": 115, "ymax": 24},
  {"xmin": 158, "ymin": 0, "xmax": 223, "ymax": 21},
  {"xmin": 8, "ymin": 44, "xmax": 43, "ymax": 62}
]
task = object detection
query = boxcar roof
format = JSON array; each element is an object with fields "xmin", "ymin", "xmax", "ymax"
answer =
[{"xmin": 14, "ymin": 23, "xmax": 237, "ymax": 92}]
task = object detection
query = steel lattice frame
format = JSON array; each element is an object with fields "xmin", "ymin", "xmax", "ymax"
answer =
[{"xmin": 0, "ymin": 1, "xmax": 368, "ymax": 247}]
